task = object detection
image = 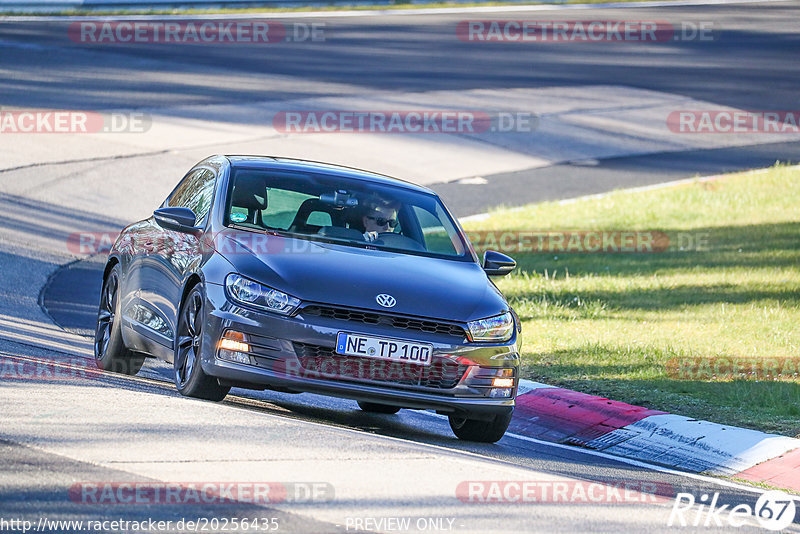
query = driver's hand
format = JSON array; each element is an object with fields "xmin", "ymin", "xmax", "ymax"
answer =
[{"xmin": 363, "ymin": 231, "xmax": 379, "ymax": 242}]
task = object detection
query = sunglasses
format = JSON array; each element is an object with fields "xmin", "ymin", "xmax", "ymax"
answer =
[{"xmin": 366, "ymin": 215, "xmax": 399, "ymax": 228}]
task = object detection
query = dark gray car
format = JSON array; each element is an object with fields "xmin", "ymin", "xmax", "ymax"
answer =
[{"xmin": 95, "ymin": 155, "xmax": 521, "ymax": 442}]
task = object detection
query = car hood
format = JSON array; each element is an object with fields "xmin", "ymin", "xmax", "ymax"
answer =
[{"xmin": 216, "ymin": 231, "xmax": 508, "ymax": 322}]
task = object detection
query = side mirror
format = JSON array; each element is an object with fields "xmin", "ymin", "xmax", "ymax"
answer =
[
  {"xmin": 153, "ymin": 207, "xmax": 199, "ymax": 233},
  {"xmin": 483, "ymin": 250, "xmax": 516, "ymax": 276}
]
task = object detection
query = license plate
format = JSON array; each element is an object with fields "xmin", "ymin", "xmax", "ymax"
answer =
[{"xmin": 335, "ymin": 332, "xmax": 433, "ymax": 366}]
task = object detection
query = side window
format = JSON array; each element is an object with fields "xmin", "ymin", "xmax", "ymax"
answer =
[
  {"xmin": 412, "ymin": 206, "xmax": 463, "ymax": 255},
  {"xmin": 168, "ymin": 169, "xmax": 216, "ymax": 224}
]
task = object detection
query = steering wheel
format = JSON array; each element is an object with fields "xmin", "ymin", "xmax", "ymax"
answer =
[{"xmin": 374, "ymin": 232, "xmax": 425, "ymax": 251}]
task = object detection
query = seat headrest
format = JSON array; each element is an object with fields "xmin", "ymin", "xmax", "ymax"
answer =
[{"xmin": 231, "ymin": 174, "xmax": 268, "ymax": 211}]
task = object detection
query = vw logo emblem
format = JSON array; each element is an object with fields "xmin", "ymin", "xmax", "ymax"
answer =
[{"xmin": 376, "ymin": 294, "xmax": 396, "ymax": 308}]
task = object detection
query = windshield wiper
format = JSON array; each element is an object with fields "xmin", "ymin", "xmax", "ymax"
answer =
[
  {"xmin": 228, "ymin": 222, "xmax": 380, "ymax": 250},
  {"xmin": 228, "ymin": 223, "xmax": 290, "ymax": 236}
]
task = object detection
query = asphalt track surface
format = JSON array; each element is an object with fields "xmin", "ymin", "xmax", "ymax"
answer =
[
  {"xmin": 2, "ymin": 2, "xmax": 800, "ymax": 111},
  {"xmin": 2, "ymin": 1, "xmax": 800, "ymax": 532}
]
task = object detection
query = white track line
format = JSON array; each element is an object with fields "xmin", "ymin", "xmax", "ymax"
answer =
[{"xmin": 0, "ymin": 0, "xmax": 787, "ymax": 21}]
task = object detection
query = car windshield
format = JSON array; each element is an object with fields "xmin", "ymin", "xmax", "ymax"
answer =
[{"xmin": 224, "ymin": 168, "xmax": 469, "ymax": 260}]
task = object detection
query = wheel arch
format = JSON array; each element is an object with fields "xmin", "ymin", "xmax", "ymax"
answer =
[
  {"xmin": 102, "ymin": 256, "xmax": 120, "ymax": 282},
  {"xmin": 175, "ymin": 273, "xmax": 205, "ymax": 341},
  {"xmin": 180, "ymin": 273, "xmax": 204, "ymax": 309}
]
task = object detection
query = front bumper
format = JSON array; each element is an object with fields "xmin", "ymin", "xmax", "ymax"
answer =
[{"xmin": 201, "ymin": 283, "xmax": 519, "ymax": 418}]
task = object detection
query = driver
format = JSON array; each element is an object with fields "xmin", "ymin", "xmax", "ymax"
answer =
[{"xmin": 360, "ymin": 197, "xmax": 399, "ymax": 242}]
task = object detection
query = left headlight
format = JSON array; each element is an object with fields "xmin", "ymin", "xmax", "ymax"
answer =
[
  {"xmin": 467, "ymin": 312, "xmax": 515, "ymax": 342},
  {"xmin": 225, "ymin": 273, "xmax": 301, "ymax": 315}
]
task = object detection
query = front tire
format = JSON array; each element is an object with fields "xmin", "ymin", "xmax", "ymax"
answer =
[
  {"xmin": 174, "ymin": 285, "xmax": 230, "ymax": 402},
  {"xmin": 449, "ymin": 411, "xmax": 512, "ymax": 443},
  {"xmin": 357, "ymin": 401, "xmax": 401, "ymax": 414},
  {"xmin": 94, "ymin": 264, "xmax": 145, "ymax": 375}
]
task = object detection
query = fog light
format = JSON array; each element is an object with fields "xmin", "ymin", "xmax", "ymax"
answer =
[
  {"xmin": 489, "ymin": 388, "xmax": 513, "ymax": 398},
  {"xmin": 218, "ymin": 349, "xmax": 252, "ymax": 365},
  {"xmin": 491, "ymin": 377, "xmax": 514, "ymax": 388}
]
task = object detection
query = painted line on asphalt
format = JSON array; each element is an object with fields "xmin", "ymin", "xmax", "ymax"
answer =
[{"xmin": 0, "ymin": 0, "xmax": 786, "ymax": 21}]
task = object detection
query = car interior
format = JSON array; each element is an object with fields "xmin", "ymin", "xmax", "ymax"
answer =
[
  {"xmin": 229, "ymin": 173, "xmax": 413, "ymax": 241},
  {"xmin": 224, "ymin": 170, "xmax": 466, "ymax": 258}
]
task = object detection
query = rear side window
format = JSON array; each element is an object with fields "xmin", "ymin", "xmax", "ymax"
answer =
[
  {"xmin": 168, "ymin": 169, "xmax": 216, "ymax": 224},
  {"xmin": 229, "ymin": 186, "xmax": 318, "ymax": 229},
  {"xmin": 266, "ymin": 189, "xmax": 316, "ymax": 229}
]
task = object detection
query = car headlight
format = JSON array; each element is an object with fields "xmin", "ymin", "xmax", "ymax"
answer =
[
  {"xmin": 467, "ymin": 312, "xmax": 514, "ymax": 342},
  {"xmin": 225, "ymin": 273, "xmax": 300, "ymax": 315}
]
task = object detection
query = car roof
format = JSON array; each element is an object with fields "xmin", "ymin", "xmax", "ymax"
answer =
[{"xmin": 223, "ymin": 155, "xmax": 435, "ymax": 195}]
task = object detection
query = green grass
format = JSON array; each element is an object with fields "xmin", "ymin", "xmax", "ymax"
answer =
[
  {"xmin": 462, "ymin": 164, "xmax": 800, "ymax": 437},
  {"xmin": 1, "ymin": 0, "xmax": 676, "ymax": 16}
]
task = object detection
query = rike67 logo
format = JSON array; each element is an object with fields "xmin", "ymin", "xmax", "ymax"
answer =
[{"xmin": 668, "ymin": 491, "xmax": 797, "ymax": 531}]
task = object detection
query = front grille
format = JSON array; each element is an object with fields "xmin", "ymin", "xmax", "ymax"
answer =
[
  {"xmin": 301, "ymin": 305, "xmax": 467, "ymax": 338},
  {"xmin": 293, "ymin": 342, "xmax": 468, "ymax": 390}
]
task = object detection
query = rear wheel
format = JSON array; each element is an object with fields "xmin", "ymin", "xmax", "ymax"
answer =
[
  {"xmin": 357, "ymin": 401, "xmax": 401, "ymax": 414},
  {"xmin": 449, "ymin": 411, "xmax": 512, "ymax": 443},
  {"xmin": 94, "ymin": 264, "xmax": 145, "ymax": 375},
  {"xmin": 174, "ymin": 285, "xmax": 230, "ymax": 402}
]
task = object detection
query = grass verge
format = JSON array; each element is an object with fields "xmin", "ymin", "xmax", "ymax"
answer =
[{"xmin": 462, "ymin": 164, "xmax": 800, "ymax": 438}]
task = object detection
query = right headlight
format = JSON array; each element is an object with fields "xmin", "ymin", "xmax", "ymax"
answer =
[
  {"xmin": 225, "ymin": 273, "xmax": 300, "ymax": 315},
  {"xmin": 467, "ymin": 312, "xmax": 514, "ymax": 342}
]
